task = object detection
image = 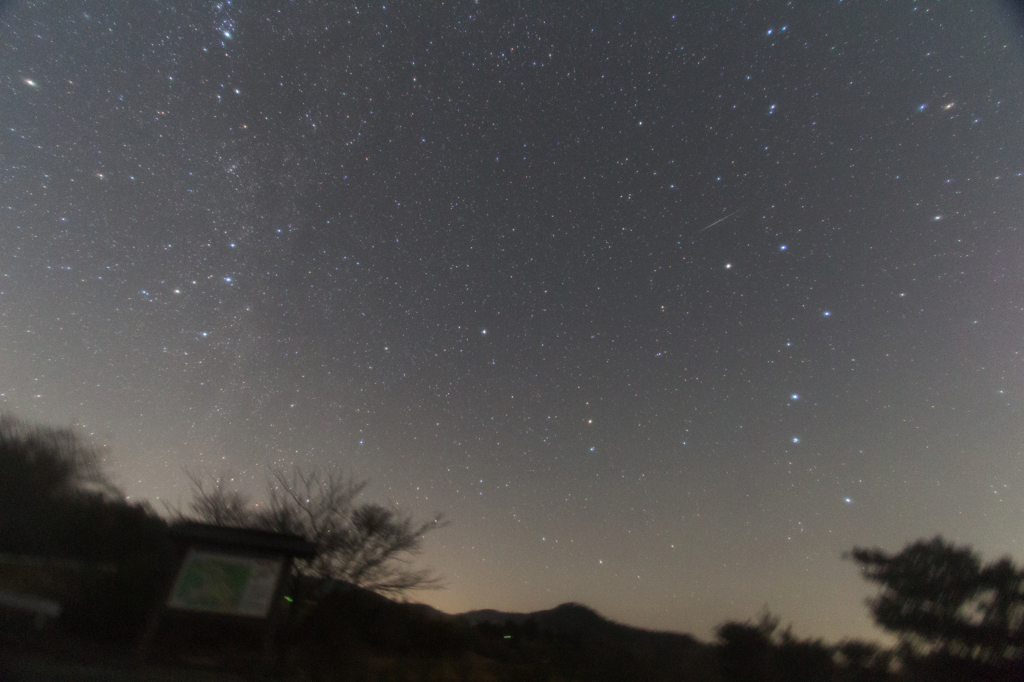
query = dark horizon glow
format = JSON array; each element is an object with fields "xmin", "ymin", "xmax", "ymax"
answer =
[{"xmin": 2, "ymin": 0, "xmax": 1023, "ymax": 643}]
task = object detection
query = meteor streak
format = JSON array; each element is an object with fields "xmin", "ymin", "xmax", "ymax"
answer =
[{"xmin": 696, "ymin": 209, "xmax": 741, "ymax": 234}]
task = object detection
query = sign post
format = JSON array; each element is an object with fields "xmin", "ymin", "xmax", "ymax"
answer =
[{"xmin": 137, "ymin": 522, "xmax": 316, "ymax": 670}]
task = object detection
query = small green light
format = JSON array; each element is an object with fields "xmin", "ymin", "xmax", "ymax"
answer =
[{"xmin": 284, "ymin": 596, "xmax": 293, "ymax": 602}]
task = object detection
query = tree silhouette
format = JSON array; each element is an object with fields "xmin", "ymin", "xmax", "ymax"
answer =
[
  {"xmin": 183, "ymin": 467, "xmax": 447, "ymax": 596},
  {"xmin": 1, "ymin": 414, "xmax": 128, "ymax": 557},
  {"xmin": 0, "ymin": 415, "xmax": 112, "ymax": 493},
  {"xmin": 716, "ymin": 612, "xmax": 779, "ymax": 682},
  {"xmin": 849, "ymin": 536, "xmax": 1024, "ymax": 676},
  {"xmin": 775, "ymin": 629, "xmax": 835, "ymax": 682},
  {"xmin": 0, "ymin": 415, "xmax": 171, "ymax": 643},
  {"xmin": 837, "ymin": 640, "xmax": 893, "ymax": 682}
]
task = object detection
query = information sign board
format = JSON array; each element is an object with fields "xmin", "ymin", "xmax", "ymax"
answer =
[{"xmin": 166, "ymin": 548, "xmax": 283, "ymax": 618}]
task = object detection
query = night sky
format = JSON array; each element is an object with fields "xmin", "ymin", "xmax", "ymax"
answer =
[{"xmin": 3, "ymin": 1, "xmax": 1024, "ymax": 642}]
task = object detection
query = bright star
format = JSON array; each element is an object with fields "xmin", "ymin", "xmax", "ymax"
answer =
[
  {"xmin": 791, "ymin": 394, "xmax": 799, "ymax": 400},
  {"xmin": 792, "ymin": 437, "xmax": 800, "ymax": 443}
]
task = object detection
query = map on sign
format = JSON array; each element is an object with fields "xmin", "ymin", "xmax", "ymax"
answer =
[{"xmin": 167, "ymin": 548, "xmax": 284, "ymax": 618}]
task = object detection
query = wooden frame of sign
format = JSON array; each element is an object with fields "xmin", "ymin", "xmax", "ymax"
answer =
[{"xmin": 137, "ymin": 521, "xmax": 316, "ymax": 670}]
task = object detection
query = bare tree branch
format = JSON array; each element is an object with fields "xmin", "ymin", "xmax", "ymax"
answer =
[
  {"xmin": 183, "ymin": 465, "xmax": 447, "ymax": 597},
  {"xmin": 175, "ymin": 469, "xmax": 255, "ymax": 528}
]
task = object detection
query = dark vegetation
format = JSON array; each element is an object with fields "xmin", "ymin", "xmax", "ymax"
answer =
[
  {"xmin": 0, "ymin": 416, "xmax": 172, "ymax": 648},
  {"xmin": 1, "ymin": 415, "xmax": 1022, "ymax": 680},
  {"xmin": 179, "ymin": 466, "xmax": 447, "ymax": 596}
]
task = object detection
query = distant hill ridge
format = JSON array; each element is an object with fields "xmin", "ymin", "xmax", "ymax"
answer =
[
  {"xmin": 462, "ymin": 602, "xmax": 622, "ymax": 632},
  {"xmin": 460, "ymin": 602, "xmax": 703, "ymax": 647},
  {"xmin": 301, "ymin": 579, "xmax": 705, "ymax": 647}
]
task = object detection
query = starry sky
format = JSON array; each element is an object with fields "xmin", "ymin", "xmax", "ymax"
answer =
[{"xmin": 3, "ymin": 0, "xmax": 1024, "ymax": 643}]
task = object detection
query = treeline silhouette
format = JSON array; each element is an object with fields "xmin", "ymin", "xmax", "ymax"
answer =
[{"xmin": 1, "ymin": 415, "xmax": 1022, "ymax": 681}]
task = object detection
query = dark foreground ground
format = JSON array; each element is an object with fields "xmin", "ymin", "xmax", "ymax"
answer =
[{"xmin": 2, "ymin": 656, "xmax": 248, "ymax": 682}]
